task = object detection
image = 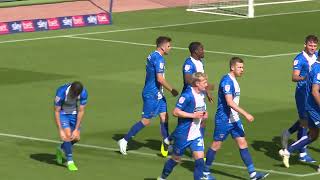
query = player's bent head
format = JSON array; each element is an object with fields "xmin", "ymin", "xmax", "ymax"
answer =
[
  {"xmin": 70, "ymin": 81, "xmax": 84, "ymax": 98},
  {"xmin": 191, "ymin": 72, "xmax": 208, "ymax": 87},
  {"xmin": 188, "ymin": 41, "xmax": 203, "ymax": 54},
  {"xmin": 229, "ymin": 57, "xmax": 244, "ymax": 71},
  {"xmin": 305, "ymin": 35, "xmax": 318, "ymax": 45},
  {"xmin": 156, "ymin": 36, "xmax": 172, "ymax": 48}
]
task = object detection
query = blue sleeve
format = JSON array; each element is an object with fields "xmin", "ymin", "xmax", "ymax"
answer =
[
  {"xmin": 293, "ymin": 58, "xmax": 304, "ymax": 71},
  {"xmin": 221, "ymin": 79, "xmax": 234, "ymax": 95},
  {"xmin": 155, "ymin": 56, "xmax": 165, "ymax": 73},
  {"xmin": 183, "ymin": 61, "xmax": 195, "ymax": 75},
  {"xmin": 54, "ymin": 87, "xmax": 65, "ymax": 106},
  {"xmin": 175, "ymin": 93, "xmax": 191, "ymax": 110},
  {"xmin": 79, "ymin": 88, "xmax": 88, "ymax": 105},
  {"xmin": 312, "ymin": 72, "xmax": 320, "ymax": 85}
]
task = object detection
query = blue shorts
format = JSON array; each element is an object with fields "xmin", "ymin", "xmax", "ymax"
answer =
[
  {"xmin": 306, "ymin": 110, "xmax": 320, "ymax": 128},
  {"xmin": 213, "ymin": 120, "xmax": 245, "ymax": 141},
  {"xmin": 142, "ymin": 95, "xmax": 167, "ymax": 119},
  {"xmin": 60, "ymin": 114, "xmax": 78, "ymax": 131},
  {"xmin": 295, "ymin": 88, "xmax": 307, "ymax": 119},
  {"xmin": 172, "ymin": 136, "xmax": 204, "ymax": 156}
]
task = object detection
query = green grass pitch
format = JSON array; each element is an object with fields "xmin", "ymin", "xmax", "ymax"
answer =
[{"xmin": 1, "ymin": 1, "xmax": 320, "ymax": 180}]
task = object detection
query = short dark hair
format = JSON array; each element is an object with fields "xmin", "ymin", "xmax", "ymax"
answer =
[
  {"xmin": 156, "ymin": 36, "xmax": 171, "ymax": 47},
  {"xmin": 305, "ymin": 35, "xmax": 318, "ymax": 44},
  {"xmin": 188, "ymin": 42, "xmax": 202, "ymax": 54},
  {"xmin": 229, "ymin": 57, "xmax": 244, "ymax": 70},
  {"xmin": 70, "ymin": 81, "xmax": 84, "ymax": 98}
]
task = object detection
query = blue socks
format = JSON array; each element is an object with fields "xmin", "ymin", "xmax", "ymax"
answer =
[
  {"xmin": 288, "ymin": 120, "xmax": 300, "ymax": 134},
  {"xmin": 61, "ymin": 141, "xmax": 73, "ymax": 162},
  {"xmin": 239, "ymin": 148, "xmax": 255, "ymax": 174},
  {"xmin": 288, "ymin": 135, "xmax": 313, "ymax": 153},
  {"xmin": 194, "ymin": 159, "xmax": 205, "ymax": 180},
  {"xmin": 297, "ymin": 127, "xmax": 308, "ymax": 153},
  {"xmin": 161, "ymin": 158, "xmax": 178, "ymax": 179},
  {"xmin": 160, "ymin": 121, "xmax": 169, "ymax": 140},
  {"xmin": 124, "ymin": 121, "xmax": 145, "ymax": 141},
  {"xmin": 204, "ymin": 148, "xmax": 216, "ymax": 172}
]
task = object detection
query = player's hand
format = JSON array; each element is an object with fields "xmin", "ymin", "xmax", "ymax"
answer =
[
  {"xmin": 207, "ymin": 92, "xmax": 214, "ymax": 103},
  {"xmin": 203, "ymin": 112, "xmax": 208, "ymax": 119},
  {"xmin": 245, "ymin": 113, "xmax": 254, "ymax": 122},
  {"xmin": 171, "ymin": 88, "xmax": 179, "ymax": 97},
  {"xmin": 71, "ymin": 129, "xmax": 80, "ymax": 140},
  {"xmin": 59, "ymin": 129, "xmax": 68, "ymax": 141},
  {"xmin": 193, "ymin": 111, "xmax": 205, "ymax": 119}
]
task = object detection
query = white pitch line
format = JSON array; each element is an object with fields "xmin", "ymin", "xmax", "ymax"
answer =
[
  {"xmin": 66, "ymin": 36, "xmax": 262, "ymax": 58},
  {"xmin": 0, "ymin": 132, "xmax": 318, "ymax": 177},
  {"xmin": 0, "ymin": 9, "xmax": 319, "ymax": 45}
]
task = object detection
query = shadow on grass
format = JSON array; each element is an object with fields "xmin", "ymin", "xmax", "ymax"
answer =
[
  {"xmin": 180, "ymin": 160, "xmax": 247, "ymax": 180},
  {"xmin": 251, "ymin": 136, "xmax": 319, "ymax": 170},
  {"xmin": 112, "ymin": 133, "xmax": 162, "ymax": 153},
  {"xmin": 30, "ymin": 153, "xmax": 65, "ymax": 168}
]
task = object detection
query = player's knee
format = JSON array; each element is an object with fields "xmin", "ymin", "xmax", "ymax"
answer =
[
  {"xmin": 309, "ymin": 129, "xmax": 319, "ymax": 141},
  {"xmin": 141, "ymin": 119, "xmax": 151, "ymax": 126},
  {"xmin": 172, "ymin": 155, "xmax": 181, "ymax": 163},
  {"xmin": 211, "ymin": 141, "xmax": 221, "ymax": 151}
]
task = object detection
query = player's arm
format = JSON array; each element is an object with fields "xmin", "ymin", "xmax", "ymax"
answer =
[
  {"xmin": 173, "ymin": 107, "xmax": 204, "ymax": 119},
  {"xmin": 292, "ymin": 69, "xmax": 305, "ymax": 82},
  {"xmin": 72, "ymin": 91, "xmax": 88, "ymax": 140},
  {"xmin": 225, "ymin": 94, "xmax": 254, "ymax": 122},
  {"xmin": 157, "ymin": 73, "xmax": 179, "ymax": 96},
  {"xmin": 54, "ymin": 105, "xmax": 62, "ymax": 130},
  {"xmin": 54, "ymin": 105, "xmax": 68, "ymax": 141},
  {"xmin": 312, "ymin": 84, "xmax": 320, "ymax": 106},
  {"xmin": 205, "ymin": 83, "xmax": 214, "ymax": 103},
  {"xmin": 75, "ymin": 105, "xmax": 85, "ymax": 131}
]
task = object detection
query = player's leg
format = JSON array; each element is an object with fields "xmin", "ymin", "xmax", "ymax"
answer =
[
  {"xmin": 192, "ymin": 137, "xmax": 215, "ymax": 180},
  {"xmin": 159, "ymin": 98, "xmax": 171, "ymax": 157},
  {"xmin": 56, "ymin": 114, "xmax": 71, "ymax": 165},
  {"xmin": 204, "ymin": 122, "xmax": 229, "ymax": 176},
  {"xmin": 118, "ymin": 95, "xmax": 155, "ymax": 155},
  {"xmin": 279, "ymin": 111, "xmax": 319, "ymax": 168},
  {"xmin": 281, "ymin": 91, "xmax": 306, "ymax": 148},
  {"xmin": 158, "ymin": 138, "xmax": 185, "ymax": 180},
  {"xmin": 233, "ymin": 122, "xmax": 269, "ymax": 179},
  {"xmin": 65, "ymin": 114, "xmax": 78, "ymax": 171},
  {"xmin": 297, "ymin": 119, "xmax": 316, "ymax": 163}
]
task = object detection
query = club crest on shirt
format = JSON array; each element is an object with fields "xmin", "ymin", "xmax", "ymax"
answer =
[
  {"xmin": 224, "ymin": 85, "xmax": 230, "ymax": 92},
  {"xmin": 178, "ymin": 97, "xmax": 185, "ymax": 104},
  {"xmin": 184, "ymin": 64, "xmax": 191, "ymax": 71},
  {"xmin": 293, "ymin": 60, "xmax": 298, "ymax": 66},
  {"xmin": 160, "ymin": 63, "xmax": 164, "ymax": 70}
]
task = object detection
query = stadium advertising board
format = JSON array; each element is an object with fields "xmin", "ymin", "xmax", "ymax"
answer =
[{"xmin": 0, "ymin": 13, "xmax": 111, "ymax": 35}]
